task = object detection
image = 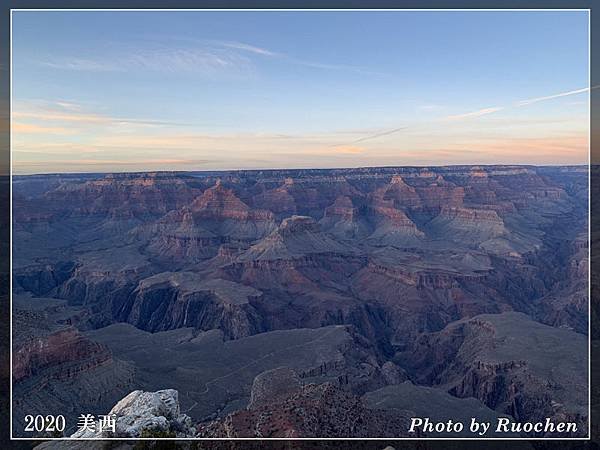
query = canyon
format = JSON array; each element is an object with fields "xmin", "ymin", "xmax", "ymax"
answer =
[{"xmin": 11, "ymin": 165, "xmax": 589, "ymax": 438}]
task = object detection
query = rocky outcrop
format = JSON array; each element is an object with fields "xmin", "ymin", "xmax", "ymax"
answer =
[
  {"xmin": 320, "ymin": 196, "xmax": 370, "ymax": 240},
  {"xmin": 360, "ymin": 259, "xmax": 486, "ymax": 288},
  {"xmin": 428, "ymin": 206, "xmax": 507, "ymax": 244},
  {"xmin": 247, "ymin": 367, "xmax": 303, "ymax": 410},
  {"xmin": 12, "ymin": 303, "xmax": 135, "ymax": 438},
  {"xmin": 81, "ymin": 323, "xmax": 402, "ymax": 427},
  {"xmin": 380, "ymin": 175, "xmax": 422, "ymax": 207},
  {"xmin": 13, "ymin": 327, "xmax": 111, "ymax": 383},
  {"xmin": 239, "ymin": 215, "xmax": 355, "ymax": 261},
  {"xmin": 130, "ymin": 207, "xmax": 222, "ymax": 263},
  {"xmin": 189, "ymin": 180, "xmax": 276, "ymax": 239},
  {"xmin": 368, "ymin": 216, "xmax": 423, "ymax": 248},
  {"xmin": 71, "ymin": 389, "xmax": 195, "ymax": 438},
  {"xmin": 197, "ymin": 369, "xmax": 416, "ymax": 438},
  {"xmin": 351, "ymin": 251, "xmax": 503, "ymax": 343},
  {"xmin": 13, "ymin": 261, "xmax": 76, "ymax": 297},
  {"xmin": 362, "ymin": 381, "xmax": 519, "ymax": 437},
  {"xmin": 123, "ymin": 272, "xmax": 265, "ymax": 339},
  {"xmin": 534, "ymin": 233, "xmax": 589, "ymax": 334},
  {"xmin": 53, "ymin": 247, "xmax": 153, "ymax": 325},
  {"xmin": 191, "ymin": 180, "xmax": 255, "ymax": 219},
  {"xmin": 396, "ymin": 312, "xmax": 588, "ymax": 437},
  {"xmin": 43, "ymin": 172, "xmax": 201, "ymax": 219},
  {"xmin": 254, "ymin": 176, "xmax": 360, "ymax": 216},
  {"xmin": 251, "ymin": 180, "xmax": 297, "ymax": 215},
  {"xmin": 415, "ymin": 179, "xmax": 465, "ymax": 210}
]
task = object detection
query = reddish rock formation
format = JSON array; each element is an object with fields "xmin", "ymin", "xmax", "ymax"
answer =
[
  {"xmin": 187, "ymin": 180, "xmax": 276, "ymax": 239},
  {"xmin": 11, "ymin": 165, "xmax": 588, "ymax": 438},
  {"xmin": 13, "ymin": 327, "xmax": 111, "ymax": 383},
  {"xmin": 251, "ymin": 179, "xmax": 297, "ymax": 215},
  {"xmin": 397, "ymin": 312, "xmax": 588, "ymax": 437},
  {"xmin": 44, "ymin": 172, "xmax": 201, "ymax": 218},
  {"xmin": 197, "ymin": 368, "xmax": 416, "ymax": 438},
  {"xmin": 320, "ymin": 196, "xmax": 370, "ymax": 240}
]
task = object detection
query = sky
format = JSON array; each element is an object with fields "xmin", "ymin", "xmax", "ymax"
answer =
[{"xmin": 11, "ymin": 10, "xmax": 590, "ymax": 174}]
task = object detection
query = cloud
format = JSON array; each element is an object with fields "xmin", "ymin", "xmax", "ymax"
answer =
[
  {"xmin": 89, "ymin": 131, "xmax": 341, "ymax": 151},
  {"xmin": 53, "ymin": 101, "xmax": 84, "ymax": 111},
  {"xmin": 128, "ymin": 47, "xmax": 252, "ymax": 74},
  {"xmin": 10, "ymin": 142, "xmax": 103, "ymax": 155},
  {"xmin": 36, "ymin": 37, "xmax": 382, "ymax": 78},
  {"xmin": 13, "ymin": 101, "xmax": 189, "ymax": 128},
  {"xmin": 329, "ymin": 145, "xmax": 365, "ymax": 155},
  {"xmin": 12, "ymin": 122, "xmax": 74, "ymax": 135},
  {"xmin": 14, "ymin": 110, "xmax": 112, "ymax": 124},
  {"xmin": 334, "ymin": 84, "xmax": 590, "ymax": 147},
  {"xmin": 13, "ymin": 129, "xmax": 588, "ymax": 174},
  {"xmin": 163, "ymin": 37, "xmax": 384, "ymax": 75},
  {"xmin": 516, "ymin": 87, "xmax": 589, "ymax": 107},
  {"xmin": 343, "ymin": 126, "xmax": 410, "ymax": 145},
  {"xmin": 12, "ymin": 157, "xmax": 218, "ymax": 173},
  {"xmin": 436, "ymin": 134, "xmax": 588, "ymax": 164},
  {"xmin": 38, "ymin": 44, "xmax": 255, "ymax": 76},
  {"xmin": 216, "ymin": 41, "xmax": 279, "ymax": 57},
  {"xmin": 12, "ymin": 129, "xmax": 372, "ymax": 171},
  {"xmin": 207, "ymin": 39, "xmax": 382, "ymax": 75},
  {"xmin": 445, "ymin": 107, "xmax": 504, "ymax": 121},
  {"xmin": 41, "ymin": 58, "xmax": 120, "ymax": 72},
  {"xmin": 284, "ymin": 57, "xmax": 385, "ymax": 76}
]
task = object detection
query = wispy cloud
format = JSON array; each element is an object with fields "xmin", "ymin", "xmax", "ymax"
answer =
[
  {"xmin": 329, "ymin": 145, "xmax": 365, "ymax": 154},
  {"xmin": 37, "ymin": 37, "xmax": 382, "ymax": 77},
  {"xmin": 332, "ymin": 126, "xmax": 410, "ymax": 147},
  {"xmin": 41, "ymin": 58, "xmax": 120, "ymax": 72},
  {"xmin": 12, "ymin": 157, "xmax": 218, "ymax": 174},
  {"xmin": 445, "ymin": 86, "xmax": 593, "ymax": 122},
  {"xmin": 216, "ymin": 40, "xmax": 279, "ymax": 57},
  {"xmin": 158, "ymin": 37, "xmax": 385, "ymax": 75},
  {"xmin": 330, "ymin": 85, "xmax": 589, "ymax": 147},
  {"xmin": 12, "ymin": 122, "xmax": 75, "ymax": 135},
  {"xmin": 218, "ymin": 38, "xmax": 382, "ymax": 75},
  {"xmin": 10, "ymin": 142, "xmax": 103, "ymax": 155},
  {"xmin": 437, "ymin": 134, "xmax": 588, "ymax": 162},
  {"xmin": 39, "ymin": 44, "xmax": 255, "ymax": 76},
  {"xmin": 14, "ymin": 110, "xmax": 188, "ymax": 127},
  {"xmin": 445, "ymin": 107, "xmax": 504, "ymax": 121},
  {"xmin": 13, "ymin": 100, "xmax": 189, "ymax": 128},
  {"xmin": 285, "ymin": 57, "xmax": 385, "ymax": 76},
  {"xmin": 14, "ymin": 110, "xmax": 113, "ymax": 124},
  {"xmin": 516, "ymin": 87, "xmax": 589, "ymax": 107},
  {"xmin": 12, "ymin": 81, "xmax": 590, "ymax": 174},
  {"xmin": 53, "ymin": 101, "xmax": 84, "ymax": 111}
]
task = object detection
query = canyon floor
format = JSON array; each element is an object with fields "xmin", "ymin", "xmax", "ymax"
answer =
[{"xmin": 11, "ymin": 165, "xmax": 589, "ymax": 438}]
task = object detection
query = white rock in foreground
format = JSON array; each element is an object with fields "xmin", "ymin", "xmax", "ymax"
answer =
[{"xmin": 71, "ymin": 389, "xmax": 195, "ymax": 438}]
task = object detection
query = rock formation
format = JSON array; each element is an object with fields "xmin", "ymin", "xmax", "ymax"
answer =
[
  {"xmin": 12, "ymin": 165, "xmax": 589, "ymax": 438},
  {"xmin": 71, "ymin": 389, "xmax": 195, "ymax": 438},
  {"xmin": 197, "ymin": 369, "xmax": 416, "ymax": 438}
]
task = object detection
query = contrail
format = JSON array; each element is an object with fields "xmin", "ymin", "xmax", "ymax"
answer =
[
  {"xmin": 330, "ymin": 85, "xmax": 595, "ymax": 148},
  {"xmin": 330, "ymin": 126, "xmax": 409, "ymax": 147},
  {"xmin": 516, "ymin": 87, "xmax": 591, "ymax": 107}
]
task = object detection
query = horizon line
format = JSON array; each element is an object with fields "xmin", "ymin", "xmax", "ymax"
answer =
[{"xmin": 11, "ymin": 162, "xmax": 590, "ymax": 177}]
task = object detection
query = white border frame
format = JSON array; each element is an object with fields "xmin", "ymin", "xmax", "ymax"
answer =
[{"xmin": 8, "ymin": 7, "xmax": 592, "ymax": 442}]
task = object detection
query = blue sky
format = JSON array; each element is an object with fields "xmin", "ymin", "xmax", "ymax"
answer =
[{"xmin": 11, "ymin": 10, "xmax": 590, "ymax": 174}]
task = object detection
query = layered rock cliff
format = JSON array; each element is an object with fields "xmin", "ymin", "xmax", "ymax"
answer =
[{"xmin": 12, "ymin": 165, "xmax": 589, "ymax": 438}]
